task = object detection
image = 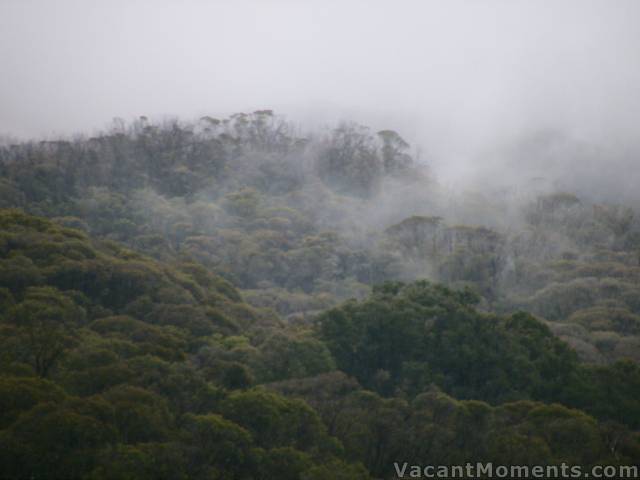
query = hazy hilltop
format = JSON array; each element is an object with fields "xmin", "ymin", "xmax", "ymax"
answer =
[
  {"xmin": 0, "ymin": 111, "xmax": 639, "ymax": 477},
  {"xmin": 1, "ymin": 1, "xmax": 640, "ymax": 478}
]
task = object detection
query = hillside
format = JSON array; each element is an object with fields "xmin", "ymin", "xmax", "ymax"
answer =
[{"xmin": 1, "ymin": 114, "xmax": 639, "ymax": 478}]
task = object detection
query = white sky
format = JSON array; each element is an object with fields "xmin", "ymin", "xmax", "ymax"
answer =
[{"xmin": 1, "ymin": 0, "xmax": 639, "ymax": 166}]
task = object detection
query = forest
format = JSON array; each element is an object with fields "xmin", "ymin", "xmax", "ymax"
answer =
[{"xmin": 0, "ymin": 111, "xmax": 639, "ymax": 478}]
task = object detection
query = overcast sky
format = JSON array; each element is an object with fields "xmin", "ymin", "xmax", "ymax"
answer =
[{"xmin": 1, "ymin": 0, "xmax": 639, "ymax": 168}]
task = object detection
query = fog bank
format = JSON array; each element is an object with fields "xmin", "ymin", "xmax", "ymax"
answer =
[{"xmin": 1, "ymin": 0, "xmax": 638, "ymax": 198}]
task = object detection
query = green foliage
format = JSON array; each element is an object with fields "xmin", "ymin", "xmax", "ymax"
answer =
[
  {"xmin": 0, "ymin": 375, "xmax": 67, "ymax": 428},
  {"xmin": 220, "ymin": 389, "xmax": 329, "ymax": 451},
  {"xmin": 223, "ymin": 187, "xmax": 261, "ymax": 218},
  {"xmin": 0, "ymin": 210, "xmax": 372, "ymax": 476},
  {"xmin": 182, "ymin": 413, "xmax": 254, "ymax": 477},
  {"xmin": 3, "ymin": 286, "xmax": 86, "ymax": 377},
  {"xmin": 317, "ymin": 123, "xmax": 383, "ymax": 197},
  {"xmin": 254, "ymin": 331, "xmax": 336, "ymax": 382},
  {"xmin": 561, "ymin": 360, "xmax": 640, "ymax": 429},
  {"xmin": 269, "ymin": 379, "xmax": 632, "ymax": 477},
  {"xmin": 101, "ymin": 385, "xmax": 173, "ymax": 443},
  {"xmin": 0, "ymin": 397, "xmax": 118, "ymax": 479},
  {"xmin": 87, "ymin": 442, "xmax": 189, "ymax": 480},
  {"xmin": 318, "ymin": 281, "xmax": 577, "ymax": 403},
  {"xmin": 1, "ymin": 114, "xmax": 640, "ymax": 477}
]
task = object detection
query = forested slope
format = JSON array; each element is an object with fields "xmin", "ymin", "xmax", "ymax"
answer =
[{"xmin": 1, "ymin": 112, "xmax": 639, "ymax": 478}]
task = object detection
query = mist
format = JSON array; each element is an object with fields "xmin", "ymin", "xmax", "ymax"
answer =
[
  {"xmin": 4, "ymin": 3, "xmax": 640, "ymax": 473},
  {"xmin": 1, "ymin": 0, "xmax": 639, "ymax": 194}
]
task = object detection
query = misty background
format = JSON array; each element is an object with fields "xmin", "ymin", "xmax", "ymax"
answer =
[{"xmin": 1, "ymin": 0, "xmax": 639, "ymax": 199}]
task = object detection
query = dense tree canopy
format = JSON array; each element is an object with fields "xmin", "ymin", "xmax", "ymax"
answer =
[{"xmin": 1, "ymin": 113, "xmax": 639, "ymax": 477}]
